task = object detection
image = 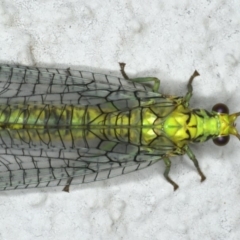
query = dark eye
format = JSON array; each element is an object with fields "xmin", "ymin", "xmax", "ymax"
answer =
[
  {"xmin": 212, "ymin": 136, "xmax": 230, "ymax": 146},
  {"xmin": 212, "ymin": 103, "xmax": 229, "ymax": 114}
]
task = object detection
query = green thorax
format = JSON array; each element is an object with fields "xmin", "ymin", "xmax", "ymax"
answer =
[{"xmin": 160, "ymin": 105, "xmax": 222, "ymax": 147}]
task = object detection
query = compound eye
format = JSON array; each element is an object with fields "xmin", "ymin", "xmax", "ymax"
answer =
[
  {"xmin": 212, "ymin": 103, "xmax": 229, "ymax": 114},
  {"xmin": 212, "ymin": 135, "xmax": 230, "ymax": 146}
]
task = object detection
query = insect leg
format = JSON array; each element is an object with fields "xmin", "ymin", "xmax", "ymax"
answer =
[
  {"xmin": 62, "ymin": 177, "xmax": 73, "ymax": 193},
  {"xmin": 184, "ymin": 145, "xmax": 206, "ymax": 182},
  {"xmin": 119, "ymin": 62, "xmax": 130, "ymax": 80},
  {"xmin": 119, "ymin": 62, "xmax": 160, "ymax": 92},
  {"xmin": 184, "ymin": 70, "xmax": 200, "ymax": 106},
  {"xmin": 162, "ymin": 157, "xmax": 179, "ymax": 191}
]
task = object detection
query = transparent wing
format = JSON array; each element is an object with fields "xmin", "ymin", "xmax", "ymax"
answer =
[
  {"xmin": 0, "ymin": 124, "xmax": 175, "ymax": 191},
  {"xmin": 0, "ymin": 142, "xmax": 164, "ymax": 191},
  {"xmin": 0, "ymin": 65, "xmax": 163, "ymax": 106},
  {"xmin": 0, "ymin": 65, "xmax": 181, "ymax": 116},
  {"xmin": 3, "ymin": 64, "xmax": 152, "ymax": 91}
]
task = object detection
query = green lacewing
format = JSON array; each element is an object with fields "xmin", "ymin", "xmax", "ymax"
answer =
[{"xmin": 0, "ymin": 63, "xmax": 238, "ymax": 191}]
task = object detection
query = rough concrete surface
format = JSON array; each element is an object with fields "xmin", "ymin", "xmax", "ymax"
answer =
[{"xmin": 0, "ymin": 1, "xmax": 240, "ymax": 240}]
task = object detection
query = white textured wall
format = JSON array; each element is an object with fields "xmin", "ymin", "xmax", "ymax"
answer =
[{"xmin": 0, "ymin": 1, "xmax": 240, "ymax": 240}]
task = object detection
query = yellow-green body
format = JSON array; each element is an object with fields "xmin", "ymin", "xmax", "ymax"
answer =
[{"xmin": 0, "ymin": 98, "xmax": 226, "ymax": 152}]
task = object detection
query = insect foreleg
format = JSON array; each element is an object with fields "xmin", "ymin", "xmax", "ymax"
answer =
[
  {"xmin": 162, "ymin": 157, "xmax": 179, "ymax": 191},
  {"xmin": 119, "ymin": 62, "xmax": 160, "ymax": 92},
  {"xmin": 184, "ymin": 70, "xmax": 200, "ymax": 107},
  {"xmin": 184, "ymin": 145, "xmax": 206, "ymax": 182}
]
